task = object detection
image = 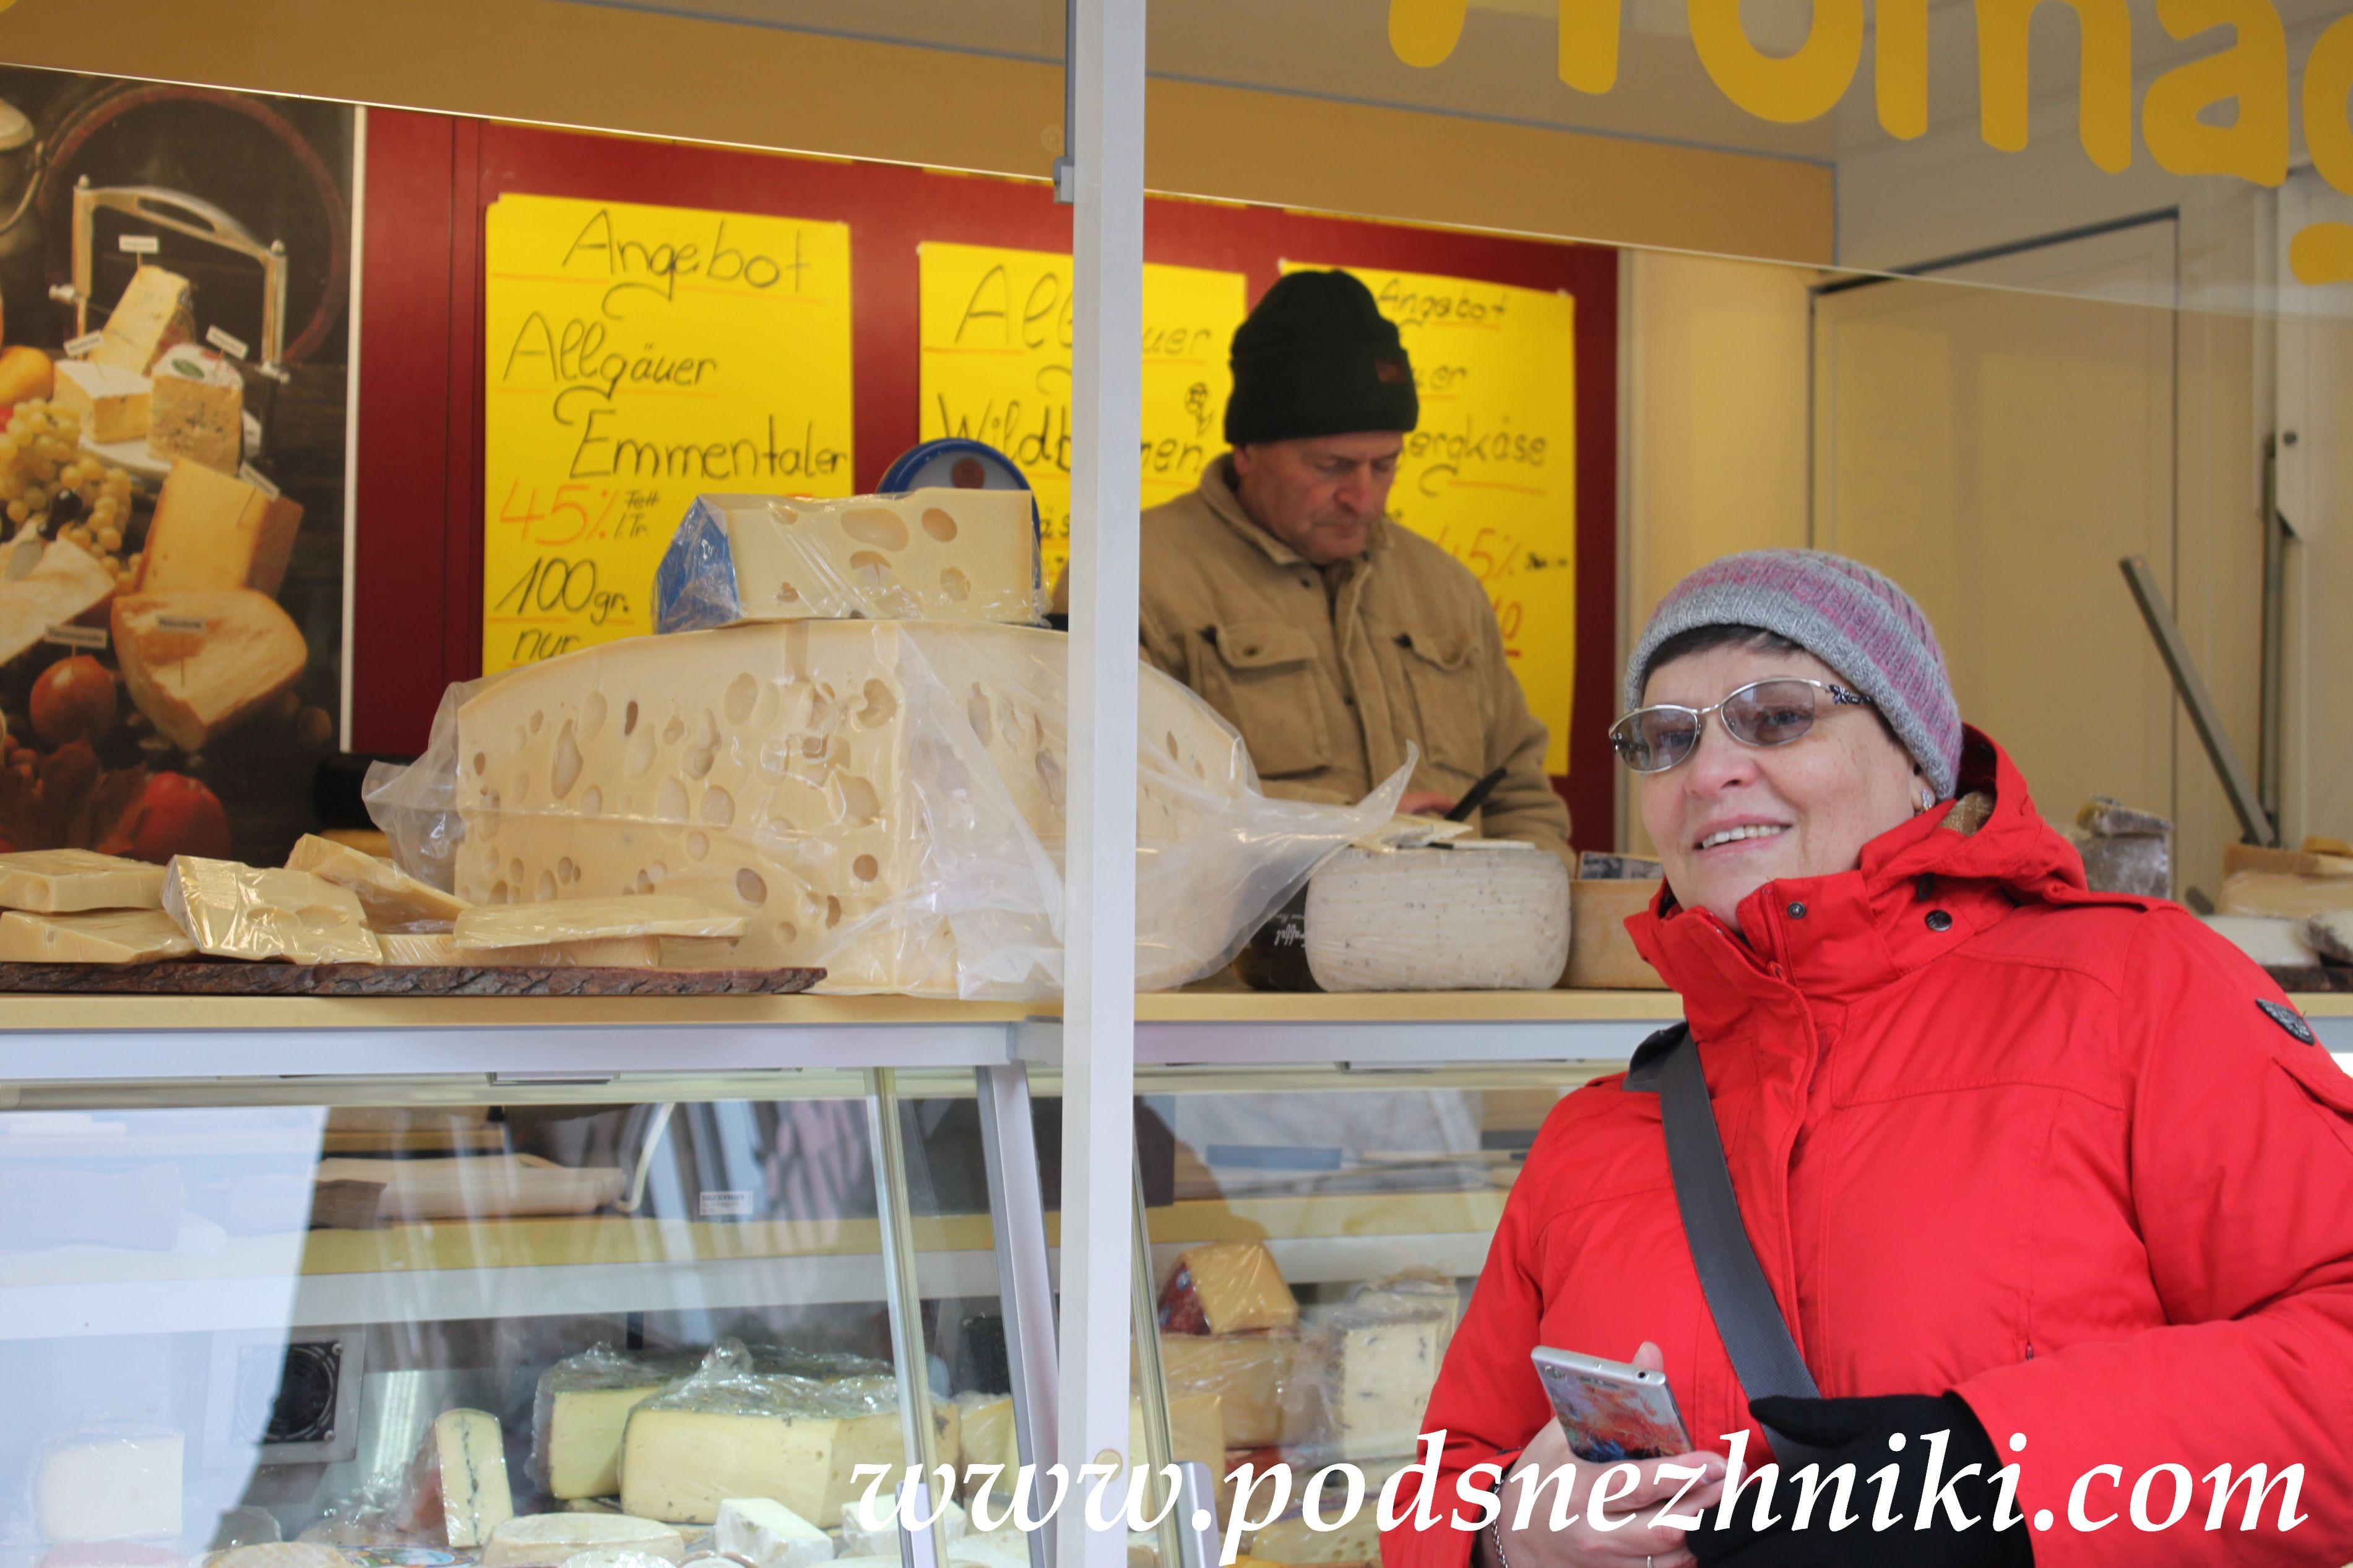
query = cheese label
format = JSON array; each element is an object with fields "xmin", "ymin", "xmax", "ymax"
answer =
[
  {"xmin": 42, "ymin": 623, "xmax": 108, "ymax": 648},
  {"xmin": 118, "ymin": 235, "xmax": 160, "ymax": 255},
  {"xmin": 241, "ymin": 465, "xmax": 282, "ymax": 499},
  {"xmin": 63, "ymin": 332, "xmax": 103, "ymax": 358},
  {"xmin": 153, "ymin": 615, "xmax": 205, "ymax": 633},
  {"xmin": 205, "ymin": 325, "xmax": 251, "ymax": 360},
  {"xmin": 697, "ymin": 1191, "xmax": 753, "ymax": 1218}
]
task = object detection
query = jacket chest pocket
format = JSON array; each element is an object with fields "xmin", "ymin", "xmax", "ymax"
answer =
[
  {"xmin": 1394, "ymin": 628, "xmax": 1488, "ymax": 781},
  {"xmin": 1197, "ymin": 621, "xmax": 1332, "ymax": 779}
]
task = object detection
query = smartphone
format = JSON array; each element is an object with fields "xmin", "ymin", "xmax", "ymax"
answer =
[{"xmin": 1531, "ymin": 1346, "xmax": 1693, "ymax": 1463}]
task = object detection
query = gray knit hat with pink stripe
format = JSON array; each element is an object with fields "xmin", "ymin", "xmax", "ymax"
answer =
[{"xmin": 1624, "ymin": 549, "xmax": 1963, "ymax": 799}]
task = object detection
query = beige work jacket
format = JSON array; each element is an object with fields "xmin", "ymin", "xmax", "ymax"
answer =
[{"xmin": 1055, "ymin": 460, "xmax": 1571, "ymax": 858}]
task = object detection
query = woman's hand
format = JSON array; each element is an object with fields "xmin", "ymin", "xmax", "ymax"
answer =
[{"xmin": 1492, "ymin": 1344, "xmax": 1729, "ymax": 1568}]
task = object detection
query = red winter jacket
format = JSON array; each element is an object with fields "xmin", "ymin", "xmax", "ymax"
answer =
[{"xmin": 1386, "ymin": 731, "xmax": 2353, "ymax": 1567}]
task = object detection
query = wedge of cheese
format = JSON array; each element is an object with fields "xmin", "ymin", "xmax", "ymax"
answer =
[
  {"xmin": 452, "ymin": 621, "xmax": 1251, "ymax": 990},
  {"xmin": 0, "ymin": 540, "xmax": 114, "ymax": 668},
  {"xmin": 112, "ymin": 588, "xmax": 308, "ymax": 753},
  {"xmin": 619, "ymin": 1386, "xmax": 845, "ymax": 1525},
  {"xmin": 1327, "ymin": 1315, "xmax": 1442, "ymax": 1460},
  {"xmin": 140, "ymin": 462, "xmax": 304, "ymax": 596},
  {"xmin": 147, "ymin": 346, "xmax": 243, "ymax": 473},
  {"xmin": 715, "ymin": 1499, "xmax": 835, "ymax": 1568},
  {"xmin": 0, "ymin": 907, "xmax": 194, "ymax": 963},
  {"xmin": 286, "ymin": 834, "xmax": 470, "ymax": 928},
  {"xmin": 376, "ymin": 931, "xmax": 460, "ymax": 965},
  {"xmin": 32, "ymin": 1432, "xmax": 183, "ymax": 1543},
  {"xmin": 53, "ymin": 358, "xmax": 150, "ymax": 443},
  {"xmin": 0, "ymin": 848, "xmax": 167, "ymax": 912},
  {"xmin": 453, "ymin": 895, "xmax": 745, "ymax": 949},
  {"xmin": 1130, "ymin": 1392, "xmax": 1224, "ymax": 1473},
  {"xmin": 535, "ymin": 1348, "xmax": 695, "ymax": 1501},
  {"xmin": 399, "ymin": 1408, "xmax": 515, "ymax": 1548},
  {"xmin": 90, "ymin": 266, "xmax": 194, "ymax": 374},
  {"xmin": 481, "ymin": 1514, "xmax": 686, "ymax": 1567},
  {"xmin": 655, "ymin": 489, "xmax": 1041, "ymax": 631},
  {"xmin": 1158, "ymin": 1241, "xmax": 1296, "ymax": 1334},
  {"xmin": 162, "ymin": 857, "xmax": 382, "ymax": 963},
  {"xmin": 1158, "ymin": 1333, "xmax": 1290, "ymax": 1448}
]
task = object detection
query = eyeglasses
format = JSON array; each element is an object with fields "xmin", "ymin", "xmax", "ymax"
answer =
[{"xmin": 1610, "ymin": 678, "xmax": 1873, "ymax": 774}]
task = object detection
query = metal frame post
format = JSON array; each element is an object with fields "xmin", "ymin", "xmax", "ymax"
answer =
[
  {"xmin": 866, "ymin": 1068, "xmax": 946, "ymax": 1568},
  {"xmin": 978, "ymin": 1062, "xmax": 1060, "ymax": 1568},
  {"xmin": 1059, "ymin": 0, "xmax": 1146, "ymax": 1561}
]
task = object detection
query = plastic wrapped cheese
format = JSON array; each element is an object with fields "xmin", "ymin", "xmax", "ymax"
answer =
[
  {"xmin": 533, "ymin": 1347, "xmax": 699, "ymax": 1500},
  {"xmin": 452, "ymin": 896, "xmax": 746, "ymax": 949},
  {"xmin": 1157, "ymin": 1241, "xmax": 1297, "ymax": 1334},
  {"xmin": 286, "ymin": 834, "xmax": 470, "ymax": 928},
  {"xmin": 1280, "ymin": 1288, "xmax": 1456, "ymax": 1465},
  {"xmin": 480, "ymin": 1514, "xmax": 686, "ymax": 1567},
  {"xmin": 371, "ymin": 622, "xmax": 1403, "ymax": 998},
  {"xmin": 162, "ymin": 858, "xmax": 382, "ymax": 963},
  {"xmin": 0, "ymin": 908, "xmax": 194, "ymax": 963}
]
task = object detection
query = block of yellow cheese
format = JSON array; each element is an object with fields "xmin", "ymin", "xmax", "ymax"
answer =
[
  {"xmin": 0, "ymin": 848, "xmax": 167, "ymax": 912},
  {"xmin": 452, "ymin": 895, "xmax": 745, "ymax": 948},
  {"xmin": 619, "ymin": 1381, "xmax": 847, "ymax": 1526},
  {"xmin": 0, "ymin": 540, "xmax": 114, "ymax": 668},
  {"xmin": 655, "ymin": 489, "xmax": 1042, "ymax": 631},
  {"xmin": 90, "ymin": 266, "xmax": 194, "ymax": 374},
  {"xmin": 285, "ymin": 834, "xmax": 470, "ymax": 928},
  {"xmin": 111, "ymin": 588, "xmax": 308, "ymax": 752},
  {"xmin": 533, "ymin": 1347, "xmax": 694, "ymax": 1501},
  {"xmin": 140, "ymin": 461, "xmax": 304, "ymax": 595},
  {"xmin": 1130, "ymin": 1393, "xmax": 1224, "ymax": 1473},
  {"xmin": 162, "ymin": 857, "xmax": 382, "ymax": 963},
  {"xmin": 1248, "ymin": 1512, "xmax": 1379, "ymax": 1567},
  {"xmin": 1157, "ymin": 1241, "xmax": 1297, "ymax": 1334},
  {"xmin": 53, "ymin": 358, "xmax": 150, "ymax": 443},
  {"xmin": 452, "ymin": 621, "xmax": 1251, "ymax": 991},
  {"xmin": 0, "ymin": 907, "xmax": 194, "ymax": 963},
  {"xmin": 146, "ymin": 346, "xmax": 243, "ymax": 473},
  {"xmin": 1158, "ymin": 1333, "xmax": 1290, "ymax": 1448},
  {"xmin": 397, "ymin": 1408, "xmax": 514, "ymax": 1548}
]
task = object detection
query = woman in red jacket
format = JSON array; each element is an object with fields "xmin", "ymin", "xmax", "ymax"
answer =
[{"xmin": 1386, "ymin": 550, "xmax": 2353, "ymax": 1568}]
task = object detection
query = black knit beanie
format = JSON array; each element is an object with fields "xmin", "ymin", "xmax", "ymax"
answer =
[{"xmin": 1224, "ymin": 270, "xmax": 1418, "ymax": 446}]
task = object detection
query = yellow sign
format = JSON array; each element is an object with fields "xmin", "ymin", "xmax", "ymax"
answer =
[
  {"xmin": 918, "ymin": 243, "xmax": 1246, "ymax": 584},
  {"xmin": 1289, "ymin": 262, "xmax": 1578, "ymax": 773},
  {"xmin": 480, "ymin": 194, "xmax": 855, "ymax": 671}
]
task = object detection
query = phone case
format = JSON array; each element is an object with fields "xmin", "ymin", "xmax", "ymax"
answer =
[{"xmin": 1531, "ymin": 1348, "xmax": 1691, "ymax": 1462}]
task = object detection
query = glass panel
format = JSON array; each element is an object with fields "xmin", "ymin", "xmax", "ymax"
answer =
[{"xmin": 0, "ymin": 1078, "xmax": 1011, "ymax": 1557}]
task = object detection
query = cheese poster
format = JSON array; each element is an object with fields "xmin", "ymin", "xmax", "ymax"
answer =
[
  {"xmin": 918, "ymin": 243, "xmax": 1246, "ymax": 585},
  {"xmin": 1287, "ymin": 263, "xmax": 1578, "ymax": 772},
  {"xmin": 481, "ymin": 195, "xmax": 855, "ymax": 672}
]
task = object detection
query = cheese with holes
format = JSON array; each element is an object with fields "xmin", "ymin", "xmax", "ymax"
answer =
[
  {"xmin": 619, "ymin": 1399, "xmax": 846, "ymax": 1525},
  {"xmin": 286, "ymin": 834, "xmax": 470, "ymax": 928},
  {"xmin": 0, "ymin": 848, "xmax": 167, "ymax": 912},
  {"xmin": 655, "ymin": 489, "xmax": 1040, "ymax": 632},
  {"xmin": 716, "ymin": 1499, "xmax": 835, "ymax": 1568},
  {"xmin": 399, "ymin": 1409, "xmax": 515, "ymax": 1548},
  {"xmin": 481, "ymin": 1514, "xmax": 686, "ymax": 1567},
  {"xmin": 90, "ymin": 267, "xmax": 194, "ymax": 374},
  {"xmin": 33, "ymin": 1432, "xmax": 183, "ymax": 1543},
  {"xmin": 147, "ymin": 347, "xmax": 243, "ymax": 473},
  {"xmin": 1158, "ymin": 1241, "xmax": 1296, "ymax": 1334},
  {"xmin": 453, "ymin": 895, "xmax": 743, "ymax": 948},
  {"xmin": 0, "ymin": 541, "xmax": 114, "ymax": 667},
  {"xmin": 140, "ymin": 462, "xmax": 304, "ymax": 596},
  {"xmin": 53, "ymin": 360, "xmax": 150, "ymax": 443},
  {"xmin": 1158, "ymin": 1335, "xmax": 1289, "ymax": 1447},
  {"xmin": 0, "ymin": 907, "xmax": 194, "ymax": 963},
  {"xmin": 162, "ymin": 857, "xmax": 382, "ymax": 963},
  {"xmin": 451, "ymin": 622, "xmax": 1251, "ymax": 991},
  {"xmin": 112, "ymin": 589, "xmax": 308, "ymax": 752}
]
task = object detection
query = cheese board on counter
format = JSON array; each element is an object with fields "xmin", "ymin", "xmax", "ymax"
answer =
[{"xmin": 0, "ymin": 959, "xmax": 824, "ymax": 995}]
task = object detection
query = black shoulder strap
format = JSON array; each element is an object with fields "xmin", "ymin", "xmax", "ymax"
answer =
[{"xmin": 1629, "ymin": 1023, "xmax": 1833, "ymax": 1467}]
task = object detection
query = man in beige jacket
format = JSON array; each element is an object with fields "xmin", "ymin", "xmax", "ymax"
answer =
[{"xmin": 1057, "ymin": 269, "xmax": 1570, "ymax": 858}]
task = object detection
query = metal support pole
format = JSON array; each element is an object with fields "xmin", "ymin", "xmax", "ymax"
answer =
[
  {"xmin": 2120, "ymin": 556, "xmax": 2276, "ymax": 846},
  {"xmin": 978, "ymin": 1062, "xmax": 1060, "ymax": 1568},
  {"xmin": 1060, "ymin": 0, "xmax": 1146, "ymax": 1562},
  {"xmin": 1130, "ymin": 1170, "xmax": 1183, "ymax": 1568},
  {"xmin": 2259, "ymin": 435, "xmax": 2297, "ymax": 837},
  {"xmin": 866, "ymin": 1068, "xmax": 946, "ymax": 1568}
]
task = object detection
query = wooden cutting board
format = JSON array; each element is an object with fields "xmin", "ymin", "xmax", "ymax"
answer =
[
  {"xmin": 0, "ymin": 962, "xmax": 824, "ymax": 996},
  {"xmin": 314, "ymin": 1155, "xmax": 626, "ymax": 1221}
]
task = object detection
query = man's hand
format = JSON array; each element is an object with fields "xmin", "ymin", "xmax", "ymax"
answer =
[
  {"xmin": 1491, "ymin": 1343, "xmax": 1729, "ymax": 1568},
  {"xmin": 1398, "ymin": 790, "xmax": 1458, "ymax": 817}
]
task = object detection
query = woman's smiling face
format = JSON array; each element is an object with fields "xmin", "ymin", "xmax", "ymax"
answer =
[{"xmin": 1638, "ymin": 639, "xmax": 1925, "ymax": 934}]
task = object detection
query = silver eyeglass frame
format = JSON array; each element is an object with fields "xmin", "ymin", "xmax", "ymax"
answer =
[{"xmin": 1610, "ymin": 676, "xmax": 1873, "ymax": 773}]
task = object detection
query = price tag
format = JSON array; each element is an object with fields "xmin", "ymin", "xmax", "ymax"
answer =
[
  {"xmin": 117, "ymin": 234, "xmax": 159, "ymax": 256},
  {"xmin": 239, "ymin": 465, "xmax": 280, "ymax": 499},
  {"xmin": 698, "ymin": 1191, "xmax": 754, "ymax": 1218},
  {"xmin": 155, "ymin": 615, "xmax": 207, "ymax": 633},
  {"xmin": 205, "ymin": 325, "xmax": 250, "ymax": 360},
  {"xmin": 63, "ymin": 332, "xmax": 103, "ymax": 359},
  {"xmin": 42, "ymin": 623, "xmax": 108, "ymax": 650}
]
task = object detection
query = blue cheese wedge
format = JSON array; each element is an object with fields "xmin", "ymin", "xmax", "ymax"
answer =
[
  {"xmin": 147, "ymin": 346, "xmax": 243, "ymax": 473},
  {"xmin": 399, "ymin": 1409, "xmax": 515, "ymax": 1548}
]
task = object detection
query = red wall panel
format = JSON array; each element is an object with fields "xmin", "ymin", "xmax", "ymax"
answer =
[{"xmin": 354, "ymin": 114, "xmax": 1620, "ymax": 845}]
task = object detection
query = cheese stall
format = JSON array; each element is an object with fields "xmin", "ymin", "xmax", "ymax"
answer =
[{"xmin": 0, "ymin": 4, "xmax": 2346, "ymax": 1568}]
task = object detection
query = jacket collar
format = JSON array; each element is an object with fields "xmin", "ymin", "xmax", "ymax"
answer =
[
  {"xmin": 1626, "ymin": 730, "xmax": 2086, "ymax": 1045},
  {"xmin": 1196, "ymin": 455, "xmax": 1394, "ymax": 571}
]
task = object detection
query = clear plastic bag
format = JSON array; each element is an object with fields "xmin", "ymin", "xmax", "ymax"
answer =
[
  {"xmin": 654, "ymin": 491, "xmax": 1043, "ymax": 633},
  {"xmin": 531, "ymin": 1344, "xmax": 699, "ymax": 1497},
  {"xmin": 161, "ymin": 856, "xmax": 383, "ymax": 964},
  {"xmin": 363, "ymin": 673, "xmax": 511, "ymax": 894},
  {"xmin": 377, "ymin": 623, "xmax": 1401, "ymax": 998}
]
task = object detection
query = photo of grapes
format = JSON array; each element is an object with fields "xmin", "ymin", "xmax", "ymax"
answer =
[{"xmin": 0, "ymin": 68, "xmax": 353, "ymax": 864}]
